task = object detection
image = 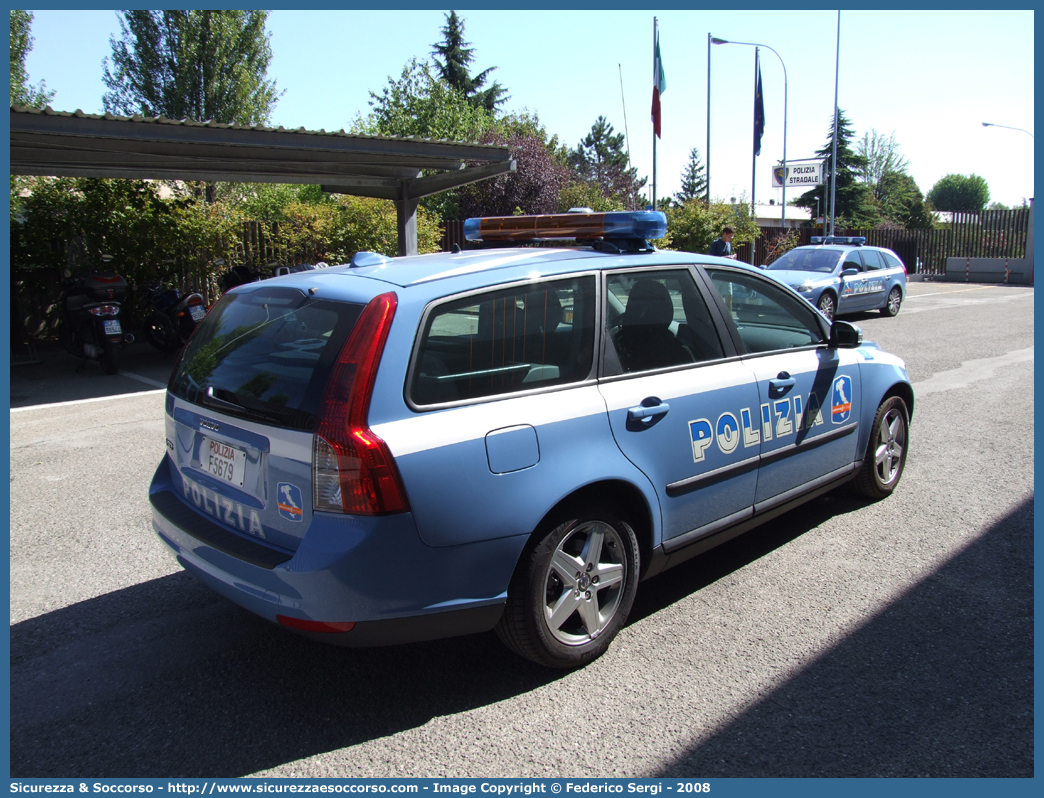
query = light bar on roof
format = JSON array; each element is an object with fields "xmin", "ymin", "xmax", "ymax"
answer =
[
  {"xmin": 463, "ymin": 211, "xmax": 667, "ymax": 243},
  {"xmin": 811, "ymin": 236, "xmax": 866, "ymax": 246}
]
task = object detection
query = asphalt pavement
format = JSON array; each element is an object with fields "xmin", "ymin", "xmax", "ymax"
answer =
[{"xmin": 9, "ymin": 282, "xmax": 1034, "ymax": 778}]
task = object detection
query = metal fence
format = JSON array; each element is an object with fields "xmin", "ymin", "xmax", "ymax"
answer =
[
  {"xmin": 732, "ymin": 208, "xmax": 1030, "ymax": 273},
  {"xmin": 440, "ymin": 209, "xmax": 1031, "ymax": 276}
]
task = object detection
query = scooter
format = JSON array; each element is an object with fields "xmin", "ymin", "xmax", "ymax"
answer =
[
  {"xmin": 58, "ymin": 266, "xmax": 133, "ymax": 375},
  {"xmin": 140, "ymin": 276, "xmax": 207, "ymax": 353}
]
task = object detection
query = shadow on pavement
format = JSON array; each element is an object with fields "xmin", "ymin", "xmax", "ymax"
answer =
[
  {"xmin": 10, "ymin": 340, "xmax": 179, "ymax": 408},
  {"xmin": 9, "ymin": 489, "xmax": 873, "ymax": 778},
  {"xmin": 651, "ymin": 497, "xmax": 1034, "ymax": 777}
]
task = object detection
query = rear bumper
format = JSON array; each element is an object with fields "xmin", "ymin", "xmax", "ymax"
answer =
[{"xmin": 149, "ymin": 458, "xmax": 523, "ymax": 646}]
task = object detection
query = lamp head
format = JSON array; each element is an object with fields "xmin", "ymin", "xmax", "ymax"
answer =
[{"xmin": 710, "ymin": 37, "xmax": 729, "ymax": 45}]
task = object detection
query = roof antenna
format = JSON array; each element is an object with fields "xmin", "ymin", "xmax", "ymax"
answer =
[{"xmin": 619, "ymin": 63, "xmax": 633, "ymax": 209}]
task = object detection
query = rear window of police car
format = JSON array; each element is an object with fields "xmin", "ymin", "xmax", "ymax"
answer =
[
  {"xmin": 409, "ymin": 276, "xmax": 596, "ymax": 406},
  {"xmin": 169, "ymin": 287, "xmax": 363, "ymax": 431}
]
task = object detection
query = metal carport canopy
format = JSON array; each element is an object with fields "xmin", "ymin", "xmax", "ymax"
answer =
[{"xmin": 9, "ymin": 105, "xmax": 516, "ymax": 256}]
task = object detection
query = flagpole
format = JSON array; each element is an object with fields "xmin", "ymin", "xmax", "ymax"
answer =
[
  {"xmin": 652, "ymin": 17, "xmax": 658, "ymax": 210},
  {"xmin": 830, "ymin": 11, "xmax": 840, "ymax": 236},
  {"xmin": 751, "ymin": 47, "xmax": 758, "ymax": 224},
  {"xmin": 706, "ymin": 33, "xmax": 712, "ymax": 205}
]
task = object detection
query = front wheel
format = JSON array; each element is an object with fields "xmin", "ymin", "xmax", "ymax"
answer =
[
  {"xmin": 852, "ymin": 396, "xmax": 909, "ymax": 499},
  {"xmin": 817, "ymin": 292, "xmax": 837, "ymax": 322},
  {"xmin": 881, "ymin": 286, "xmax": 902, "ymax": 317},
  {"xmin": 496, "ymin": 507, "xmax": 639, "ymax": 668}
]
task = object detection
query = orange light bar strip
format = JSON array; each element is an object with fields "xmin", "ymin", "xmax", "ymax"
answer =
[{"xmin": 476, "ymin": 213, "xmax": 610, "ymax": 241}]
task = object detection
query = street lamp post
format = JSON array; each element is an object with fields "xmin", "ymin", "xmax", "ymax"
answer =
[
  {"xmin": 982, "ymin": 122, "xmax": 1034, "ymax": 139},
  {"xmin": 711, "ymin": 36, "xmax": 788, "ymax": 228}
]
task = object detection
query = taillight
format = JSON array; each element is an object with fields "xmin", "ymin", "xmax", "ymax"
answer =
[
  {"xmin": 88, "ymin": 304, "xmax": 120, "ymax": 317},
  {"xmin": 313, "ymin": 292, "xmax": 410, "ymax": 516},
  {"xmin": 187, "ymin": 294, "xmax": 204, "ymax": 306}
]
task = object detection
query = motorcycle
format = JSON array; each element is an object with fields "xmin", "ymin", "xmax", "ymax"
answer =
[
  {"xmin": 58, "ymin": 266, "xmax": 133, "ymax": 375},
  {"xmin": 140, "ymin": 275, "xmax": 207, "ymax": 353},
  {"xmin": 220, "ymin": 260, "xmax": 261, "ymax": 295}
]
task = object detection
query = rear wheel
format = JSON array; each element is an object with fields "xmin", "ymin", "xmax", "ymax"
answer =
[
  {"xmin": 145, "ymin": 314, "xmax": 179, "ymax": 353},
  {"xmin": 496, "ymin": 507, "xmax": 639, "ymax": 668},
  {"xmin": 881, "ymin": 286, "xmax": 902, "ymax": 317},
  {"xmin": 852, "ymin": 396, "xmax": 909, "ymax": 499},
  {"xmin": 817, "ymin": 292, "xmax": 837, "ymax": 321},
  {"xmin": 102, "ymin": 339, "xmax": 121, "ymax": 375}
]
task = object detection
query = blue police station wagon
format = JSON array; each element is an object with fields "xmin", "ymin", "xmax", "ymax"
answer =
[
  {"xmin": 150, "ymin": 211, "xmax": 914, "ymax": 668},
  {"xmin": 762, "ymin": 237, "xmax": 908, "ymax": 322}
]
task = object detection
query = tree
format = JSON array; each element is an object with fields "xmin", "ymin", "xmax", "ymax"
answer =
[
  {"xmin": 675, "ymin": 147, "xmax": 707, "ymax": 205},
  {"xmin": 662, "ymin": 198, "xmax": 760, "ymax": 255},
  {"xmin": 569, "ymin": 116, "xmax": 646, "ymax": 209},
  {"xmin": 876, "ymin": 171, "xmax": 934, "ymax": 229},
  {"xmin": 10, "ymin": 10, "xmax": 54, "ymax": 108},
  {"xmin": 856, "ymin": 130, "xmax": 909, "ymax": 200},
  {"xmin": 793, "ymin": 109, "xmax": 877, "ymax": 228},
  {"xmin": 355, "ymin": 57, "xmax": 494, "ymax": 142},
  {"xmin": 431, "ymin": 11, "xmax": 507, "ymax": 112},
  {"xmin": 102, "ymin": 10, "xmax": 279, "ymax": 125},
  {"xmin": 457, "ymin": 131, "xmax": 570, "ymax": 218},
  {"xmin": 926, "ymin": 173, "xmax": 990, "ymax": 212}
]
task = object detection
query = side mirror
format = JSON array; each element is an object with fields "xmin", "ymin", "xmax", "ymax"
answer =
[
  {"xmin": 830, "ymin": 320, "xmax": 863, "ymax": 349},
  {"xmin": 841, "ymin": 267, "xmax": 859, "ymax": 278}
]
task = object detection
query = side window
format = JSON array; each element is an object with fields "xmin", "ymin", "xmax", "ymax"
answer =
[
  {"xmin": 409, "ymin": 277, "xmax": 596, "ymax": 406},
  {"xmin": 605, "ymin": 269, "xmax": 725, "ymax": 374},
  {"xmin": 882, "ymin": 251, "xmax": 904, "ymax": 270},
  {"xmin": 707, "ymin": 269, "xmax": 826, "ymax": 354},
  {"xmin": 861, "ymin": 249, "xmax": 885, "ymax": 270},
  {"xmin": 842, "ymin": 251, "xmax": 864, "ymax": 272}
]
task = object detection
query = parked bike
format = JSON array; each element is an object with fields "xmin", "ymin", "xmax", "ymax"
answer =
[
  {"xmin": 220, "ymin": 261, "xmax": 261, "ymax": 295},
  {"xmin": 140, "ymin": 276, "xmax": 207, "ymax": 353},
  {"xmin": 58, "ymin": 266, "xmax": 132, "ymax": 375}
]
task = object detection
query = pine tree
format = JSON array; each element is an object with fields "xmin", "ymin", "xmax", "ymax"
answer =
[
  {"xmin": 102, "ymin": 10, "xmax": 279, "ymax": 125},
  {"xmin": 794, "ymin": 109, "xmax": 877, "ymax": 228},
  {"xmin": 676, "ymin": 147, "xmax": 708, "ymax": 204},
  {"xmin": 569, "ymin": 116, "xmax": 646, "ymax": 209},
  {"xmin": 431, "ymin": 11, "xmax": 507, "ymax": 112},
  {"xmin": 10, "ymin": 10, "xmax": 54, "ymax": 108}
]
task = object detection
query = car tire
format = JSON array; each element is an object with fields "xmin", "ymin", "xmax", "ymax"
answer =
[
  {"xmin": 817, "ymin": 292, "xmax": 837, "ymax": 322},
  {"xmin": 496, "ymin": 506, "xmax": 639, "ymax": 669},
  {"xmin": 881, "ymin": 286, "xmax": 902, "ymax": 317},
  {"xmin": 852, "ymin": 395, "xmax": 909, "ymax": 499}
]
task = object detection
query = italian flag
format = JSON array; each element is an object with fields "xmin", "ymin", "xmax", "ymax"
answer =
[{"xmin": 651, "ymin": 28, "xmax": 666, "ymax": 138}]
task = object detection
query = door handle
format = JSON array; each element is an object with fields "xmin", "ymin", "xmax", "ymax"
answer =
[
  {"xmin": 627, "ymin": 401, "xmax": 670, "ymax": 422},
  {"xmin": 769, "ymin": 372, "xmax": 796, "ymax": 398}
]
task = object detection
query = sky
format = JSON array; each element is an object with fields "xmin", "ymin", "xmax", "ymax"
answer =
[{"xmin": 22, "ymin": 8, "xmax": 1036, "ymax": 209}]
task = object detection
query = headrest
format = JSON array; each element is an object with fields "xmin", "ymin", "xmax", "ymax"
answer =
[{"xmin": 623, "ymin": 280, "xmax": 674, "ymax": 329}]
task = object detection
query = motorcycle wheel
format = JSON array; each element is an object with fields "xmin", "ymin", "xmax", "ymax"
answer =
[
  {"xmin": 145, "ymin": 315, "xmax": 179, "ymax": 353},
  {"xmin": 102, "ymin": 339, "xmax": 121, "ymax": 375}
]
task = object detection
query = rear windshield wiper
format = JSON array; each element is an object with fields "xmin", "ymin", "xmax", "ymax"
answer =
[{"xmin": 202, "ymin": 386, "xmax": 288, "ymax": 425}]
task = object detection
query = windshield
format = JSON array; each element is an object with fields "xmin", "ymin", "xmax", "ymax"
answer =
[
  {"xmin": 169, "ymin": 287, "xmax": 362, "ymax": 431},
  {"xmin": 766, "ymin": 248, "xmax": 843, "ymax": 273}
]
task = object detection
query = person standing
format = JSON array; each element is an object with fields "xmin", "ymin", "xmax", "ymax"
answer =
[{"xmin": 709, "ymin": 226, "xmax": 737, "ymax": 259}]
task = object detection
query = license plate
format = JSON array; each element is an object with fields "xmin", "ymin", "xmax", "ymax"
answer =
[
  {"xmin": 202, "ymin": 437, "xmax": 246, "ymax": 487},
  {"xmin": 189, "ymin": 305, "xmax": 206, "ymax": 322},
  {"xmin": 103, "ymin": 319, "xmax": 122, "ymax": 335}
]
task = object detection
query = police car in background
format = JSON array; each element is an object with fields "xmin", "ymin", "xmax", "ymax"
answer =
[
  {"xmin": 150, "ymin": 211, "xmax": 913, "ymax": 669},
  {"xmin": 762, "ymin": 237, "xmax": 908, "ymax": 321}
]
